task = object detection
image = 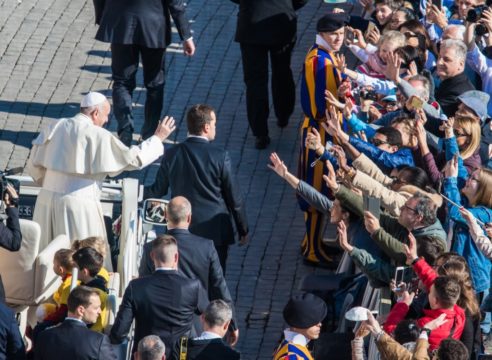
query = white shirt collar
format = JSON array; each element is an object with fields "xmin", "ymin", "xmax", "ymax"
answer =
[
  {"xmin": 315, "ymin": 34, "xmax": 333, "ymax": 52},
  {"xmin": 284, "ymin": 329, "xmax": 309, "ymax": 346},
  {"xmin": 194, "ymin": 331, "xmax": 222, "ymax": 340},
  {"xmin": 187, "ymin": 134, "xmax": 209, "ymax": 141},
  {"xmin": 65, "ymin": 316, "xmax": 86, "ymax": 325},
  {"xmin": 155, "ymin": 267, "xmax": 176, "ymax": 271}
]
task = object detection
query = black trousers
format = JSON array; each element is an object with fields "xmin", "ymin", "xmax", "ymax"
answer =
[
  {"xmin": 215, "ymin": 244, "xmax": 229, "ymax": 275},
  {"xmin": 240, "ymin": 41, "xmax": 296, "ymax": 137},
  {"xmin": 111, "ymin": 44, "xmax": 166, "ymax": 140}
]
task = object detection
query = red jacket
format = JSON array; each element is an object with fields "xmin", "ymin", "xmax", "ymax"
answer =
[
  {"xmin": 413, "ymin": 258, "xmax": 437, "ymax": 290},
  {"xmin": 384, "ymin": 302, "xmax": 465, "ymax": 350},
  {"xmin": 384, "ymin": 258, "xmax": 466, "ymax": 350}
]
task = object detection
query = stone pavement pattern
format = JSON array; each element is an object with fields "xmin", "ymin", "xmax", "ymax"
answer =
[{"xmin": 0, "ymin": 0, "xmax": 335, "ymax": 358}]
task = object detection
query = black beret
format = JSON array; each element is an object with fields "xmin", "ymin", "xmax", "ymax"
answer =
[
  {"xmin": 316, "ymin": 13, "xmax": 348, "ymax": 33},
  {"xmin": 283, "ymin": 293, "xmax": 327, "ymax": 329}
]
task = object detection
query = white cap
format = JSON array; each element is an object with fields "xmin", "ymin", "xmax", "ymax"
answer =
[{"xmin": 80, "ymin": 92, "xmax": 107, "ymax": 108}]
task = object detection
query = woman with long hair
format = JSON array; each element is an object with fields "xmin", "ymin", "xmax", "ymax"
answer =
[
  {"xmin": 443, "ymin": 158, "xmax": 492, "ymax": 295},
  {"xmin": 415, "ymin": 114, "xmax": 482, "ymax": 188}
]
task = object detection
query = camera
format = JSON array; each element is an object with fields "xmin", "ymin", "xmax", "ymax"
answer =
[
  {"xmin": 0, "ymin": 168, "xmax": 22, "ymax": 210},
  {"xmin": 466, "ymin": 5, "xmax": 487, "ymax": 22},
  {"xmin": 360, "ymin": 88, "xmax": 378, "ymax": 102},
  {"xmin": 466, "ymin": 0, "xmax": 492, "ymax": 35}
]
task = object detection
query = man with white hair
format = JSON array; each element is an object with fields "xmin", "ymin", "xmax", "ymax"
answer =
[
  {"xmin": 136, "ymin": 336, "xmax": 166, "ymax": 360},
  {"xmin": 442, "ymin": 24, "xmax": 466, "ymax": 41},
  {"xmin": 27, "ymin": 92, "xmax": 176, "ymax": 254},
  {"xmin": 435, "ymin": 39, "xmax": 475, "ymax": 116},
  {"xmin": 180, "ymin": 300, "xmax": 240, "ymax": 360}
]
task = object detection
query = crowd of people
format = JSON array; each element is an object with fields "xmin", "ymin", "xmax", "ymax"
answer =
[
  {"xmin": 0, "ymin": 0, "xmax": 492, "ymax": 359},
  {"xmin": 265, "ymin": 0, "xmax": 492, "ymax": 357}
]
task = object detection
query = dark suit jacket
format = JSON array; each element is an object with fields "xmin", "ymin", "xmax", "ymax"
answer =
[
  {"xmin": 231, "ymin": 0, "xmax": 308, "ymax": 45},
  {"xmin": 34, "ymin": 319, "xmax": 115, "ymax": 360},
  {"xmin": 95, "ymin": 0, "xmax": 192, "ymax": 48},
  {"xmin": 110, "ymin": 270, "xmax": 208, "ymax": 358},
  {"xmin": 0, "ymin": 302, "xmax": 25, "ymax": 360},
  {"xmin": 144, "ymin": 137, "xmax": 248, "ymax": 247},
  {"xmin": 139, "ymin": 228, "xmax": 237, "ymax": 329},
  {"xmin": 0, "ymin": 207, "xmax": 22, "ymax": 303},
  {"xmin": 435, "ymin": 72, "xmax": 475, "ymax": 117},
  {"xmin": 186, "ymin": 338, "xmax": 240, "ymax": 360}
]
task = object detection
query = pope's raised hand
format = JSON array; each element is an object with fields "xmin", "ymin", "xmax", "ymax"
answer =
[{"xmin": 155, "ymin": 116, "xmax": 177, "ymax": 142}]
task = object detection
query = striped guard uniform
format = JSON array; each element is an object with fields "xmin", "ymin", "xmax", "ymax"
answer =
[
  {"xmin": 298, "ymin": 40, "xmax": 344, "ymax": 264},
  {"xmin": 273, "ymin": 339, "xmax": 314, "ymax": 360}
]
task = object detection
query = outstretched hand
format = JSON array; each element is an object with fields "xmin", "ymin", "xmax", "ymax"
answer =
[
  {"xmin": 268, "ymin": 152, "xmax": 288, "ymax": 178},
  {"xmin": 424, "ymin": 313, "xmax": 448, "ymax": 331},
  {"xmin": 323, "ymin": 160, "xmax": 339, "ymax": 191},
  {"xmin": 443, "ymin": 154, "xmax": 459, "ymax": 178},
  {"xmin": 403, "ymin": 232, "xmax": 418, "ymax": 265},
  {"xmin": 325, "ymin": 89, "xmax": 346, "ymax": 110},
  {"xmin": 154, "ymin": 116, "xmax": 177, "ymax": 141},
  {"xmin": 306, "ymin": 128, "xmax": 323, "ymax": 152},
  {"xmin": 337, "ymin": 220, "xmax": 353, "ymax": 252}
]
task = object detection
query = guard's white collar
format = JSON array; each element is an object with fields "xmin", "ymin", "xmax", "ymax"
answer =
[
  {"xmin": 315, "ymin": 34, "xmax": 333, "ymax": 52},
  {"xmin": 284, "ymin": 328, "xmax": 310, "ymax": 346}
]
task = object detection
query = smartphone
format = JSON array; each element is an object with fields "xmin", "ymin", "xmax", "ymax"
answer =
[
  {"xmin": 363, "ymin": 195, "xmax": 381, "ymax": 219},
  {"xmin": 409, "ymin": 96, "xmax": 424, "ymax": 110},
  {"xmin": 345, "ymin": 29, "xmax": 355, "ymax": 42},
  {"xmin": 394, "ymin": 266, "xmax": 406, "ymax": 288},
  {"xmin": 366, "ymin": 21, "xmax": 377, "ymax": 36},
  {"xmin": 431, "ymin": 0, "xmax": 442, "ymax": 10}
]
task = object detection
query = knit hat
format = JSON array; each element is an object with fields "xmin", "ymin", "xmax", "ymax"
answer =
[
  {"xmin": 316, "ymin": 13, "xmax": 348, "ymax": 33},
  {"xmin": 283, "ymin": 293, "xmax": 327, "ymax": 329},
  {"xmin": 80, "ymin": 92, "xmax": 107, "ymax": 108},
  {"xmin": 458, "ymin": 90, "xmax": 490, "ymax": 121}
]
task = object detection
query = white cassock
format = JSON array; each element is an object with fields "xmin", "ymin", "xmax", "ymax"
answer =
[{"xmin": 26, "ymin": 113, "xmax": 164, "ymax": 262}]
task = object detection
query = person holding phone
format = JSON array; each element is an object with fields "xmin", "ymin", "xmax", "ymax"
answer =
[{"xmin": 442, "ymin": 156, "xmax": 492, "ymax": 295}]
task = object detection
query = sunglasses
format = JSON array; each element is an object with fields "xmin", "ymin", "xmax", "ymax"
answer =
[
  {"xmin": 371, "ymin": 138, "xmax": 388, "ymax": 146},
  {"xmin": 454, "ymin": 130, "xmax": 470, "ymax": 138}
]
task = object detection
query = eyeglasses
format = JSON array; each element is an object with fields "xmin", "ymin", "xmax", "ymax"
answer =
[
  {"xmin": 371, "ymin": 138, "xmax": 388, "ymax": 147},
  {"xmin": 402, "ymin": 204, "xmax": 418, "ymax": 213},
  {"xmin": 454, "ymin": 130, "xmax": 470, "ymax": 138}
]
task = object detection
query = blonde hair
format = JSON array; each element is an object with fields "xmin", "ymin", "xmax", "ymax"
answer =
[
  {"xmin": 54, "ymin": 249, "xmax": 75, "ymax": 270},
  {"xmin": 454, "ymin": 115, "xmax": 480, "ymax": 160},
  {"xmin": 470, "ymin": 168, "xmax": 492, "ymax": 208},
  {"xmin": 72, "ymin": 236, "xmax": 107, "ymax": 259},
  {"xmin": 378, "ymin": 30, "xmax": 406, "ymax": 49}
]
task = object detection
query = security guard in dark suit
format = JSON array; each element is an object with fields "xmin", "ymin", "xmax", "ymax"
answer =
[
  {"xmin": 95, "ymin": 0, "xmax": 195, "ymax": 146},
  {"xmin": 231, "ymin": 0, "xmax": 308, "ymax": 149},
  {"xmin": 144, "ymin": 105, "xmax": 249, "ymax": 272}
]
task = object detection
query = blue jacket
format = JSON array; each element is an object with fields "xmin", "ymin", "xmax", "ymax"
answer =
[
  {"xmin": 443, "ymin": 177, "xmax": 492, "ymax": 293},
  {"xmin": 349, "ymin": 137, "xmax": 415, "ymax": 172}
]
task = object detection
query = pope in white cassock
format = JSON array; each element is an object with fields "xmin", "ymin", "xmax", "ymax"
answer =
[{"xmin": 26, "ymin": 92, "xmax": 176, "ymax": 260}]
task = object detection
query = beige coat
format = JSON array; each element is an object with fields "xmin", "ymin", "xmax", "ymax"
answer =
[
  {"xmin": 26, "ymin": 113, "xmax": 164, "ymax": 257},
  {"xmin": 351, "ymin": 154, "xmax": 442, "ymax": 217},
  {"xmin": 376, "ymin": 333, "xmax": 430, "ymax": 360}
]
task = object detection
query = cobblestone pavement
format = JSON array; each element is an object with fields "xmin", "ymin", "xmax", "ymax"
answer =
[{"xmin": 0, "ymin": 0, "xmax": 336, "ymax": 358}]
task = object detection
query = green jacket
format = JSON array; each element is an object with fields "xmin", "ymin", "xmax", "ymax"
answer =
[{"xmin": 335, "ymin": 186, "xmax": 447, "ymax": 265}]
